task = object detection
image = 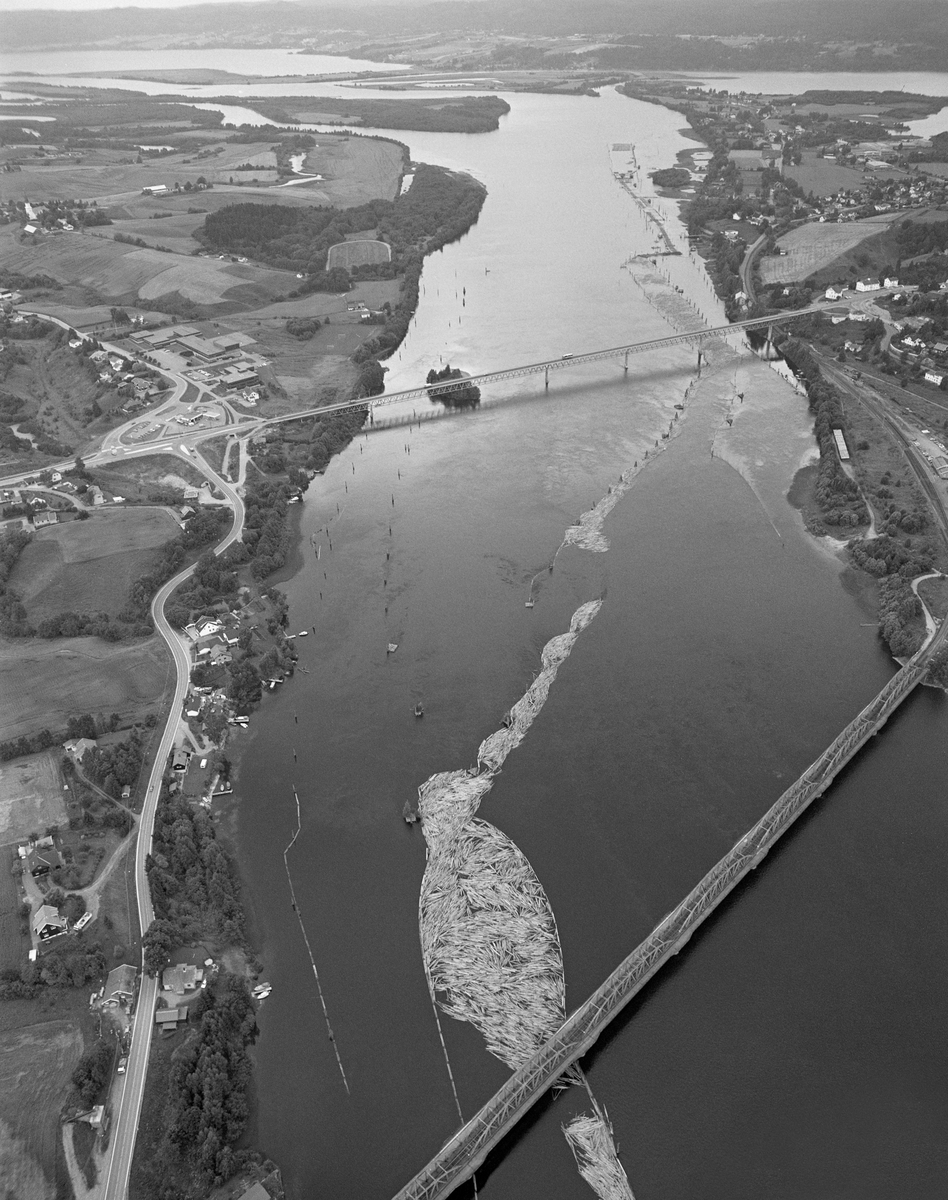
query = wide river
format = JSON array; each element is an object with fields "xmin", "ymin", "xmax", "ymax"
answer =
[{"xmin": 7, "ymin": 54, "xmax": 948, "ymax": 1197}]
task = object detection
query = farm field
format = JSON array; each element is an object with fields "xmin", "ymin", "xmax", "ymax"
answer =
[
  {"xmin": 759, "ymin": 214, "xmax": 899, "ymax": 284},
  {"xmin": 0, "ymin": 142, "xmax": 280, "ymax": 205},
  {"xmin": 0, "ymin": 752, "xmax": 67, "ymax": 846},
  {"xmin": 0, "ymin": 1015, "xmax": 85, "ymax": 1200},
  {"xmin": 299, "ymin": 136, "xmax": 404, "ymax": 206},
  {"xmin": 8, "ymin": 508, "xmax": 178, "ymax": 624},
  {"xmin": 0, "ymin": 635, "xmax": 172, "ymax": 742},
  {"xmin": 785, "ymin": 153, "xmax": 880, "ymax": 198},
  {"xmin": 326, "ymin": 238, "xmax": 391, "ymax": 270},
  {"xmin": 0, "ymin": 225, "xmax": 289, "ymax": 308}
]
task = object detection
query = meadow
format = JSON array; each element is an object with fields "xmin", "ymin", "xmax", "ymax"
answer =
[
  {"xmin": 8, "ymin": 508, "xmax": 178, "ymax": 625},
  {"xmin": 0, "ymin": 752, "xmax": 66, "ymax": 846},
  {"xmin": 759, "ymin": 214, "xmax": 898, "ymax": 285},
  {"xmin": 0, "ymin": 635, "xmax": 172, "ymax": 743}
]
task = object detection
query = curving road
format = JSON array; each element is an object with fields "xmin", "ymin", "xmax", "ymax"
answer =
[{"xmin": 97, "ymin": 469, "xmax": 244, "ymax": 1200}]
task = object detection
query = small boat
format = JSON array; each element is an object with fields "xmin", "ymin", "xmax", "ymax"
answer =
[
  {"xmin": 252, "ymin": 982, "xmax": 272, "ymax": 999},
  {"xmin": 298, "ymin": 630, "xmax": 309, "ymax": 637},
  {"xmin": 414, "ymin": 703, "xmax": 424, "ymax": 718},
  {"xmin": 402, "ymin": 800, "xmax": 419, "ymax": 824},
  {"xmin": 524, "ymin": 599, "xmax": 535, "ymax": 609},
  {"xmin": 387, "ymin": 643, "xmax": 398, "ymax": 654}
]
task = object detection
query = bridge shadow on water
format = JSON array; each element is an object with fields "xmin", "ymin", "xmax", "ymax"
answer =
[{"xmin": 366, "ymin": 360, "xmax": 703, "ymax": 437}]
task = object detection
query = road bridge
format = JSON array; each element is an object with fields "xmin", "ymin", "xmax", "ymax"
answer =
[
  {"xmin": 391, "ymin": 633, "xmax": 940, "ymax": 1200},
  {"xmin": 263, "ymin": 306, "xmax": 818, "ymax": 430}
]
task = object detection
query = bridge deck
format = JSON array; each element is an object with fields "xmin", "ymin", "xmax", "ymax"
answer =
[
  {"xmin": 263, "ymin": 307, "xmax": 815, "ymax": 429},
  {"xmin": 392, "ymin": 649, "xmax": 929, "ymax": 1199}
]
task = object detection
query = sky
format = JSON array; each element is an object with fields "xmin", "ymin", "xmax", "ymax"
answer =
[{"xmin": 0, "ymin": 0, "xmax": 274, "ymax": 10}]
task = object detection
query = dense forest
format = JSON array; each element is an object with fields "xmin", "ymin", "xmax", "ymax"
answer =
[
  {"xmin": 142, "ymin": 789, "xmax": 245, "ymax": 974},
  {"xmin": 136, "ymin": 974, "xmax": 260, "ymax": 1198},
  {"xmin": 780, "ymin": 338, "xmax": 869, "ymax": 530},
  {"xmin": 425, "ymin": 364, "xmax": 482, "ymax": 408},
  {"xmin": 239, "ymin": 95, "xmax": 509, "ymax": 134}
]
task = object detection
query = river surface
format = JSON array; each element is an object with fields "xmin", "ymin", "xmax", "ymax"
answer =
[{"xmin": 7, "ymin": 47, "xmax": 948, "ymax": 1197}]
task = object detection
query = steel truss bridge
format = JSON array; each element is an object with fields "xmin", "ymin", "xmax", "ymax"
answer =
[
  {"xmin": 392, "ymin": 641, "xmax": 934, "ymax": 1199},
  {"xmin": 261, "ymin": 307, "xmax": 817, "ymax": 431}
]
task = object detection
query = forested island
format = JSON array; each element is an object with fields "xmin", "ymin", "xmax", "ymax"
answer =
[{"xmin": 425, "ymin": 364, "xmax": 482, "ymax": 408}]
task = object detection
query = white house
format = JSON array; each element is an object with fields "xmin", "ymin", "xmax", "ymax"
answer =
[
  {"xmin": 883, "ymin": 276, "xmax": 899, "ymax": 289},
  {"xmin": 855, "ymin": 278, "xmax": 881, "ymax": 292},
  {"xmin": 32, "ymin": 905, "xmax": 67, "ymax": 942},
  {"xmin": 924, "ymin": 371, "xmax": 945, "ymax": 386},
  {"xmin": 825, "ymin": 286, "xmax": 845, "ymax": 300}
]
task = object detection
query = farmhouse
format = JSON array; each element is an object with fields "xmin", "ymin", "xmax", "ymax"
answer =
[
  {"xmin": 32, "ymin": 904, "xmax": 67, "ymax": 941},
  {"xmin": 27, "ymin": 848, "xmax": 62, "ymax": 877},
  {"xmin": 103, "ymin": 963, "xmax": 138, "ymax": 1009},
  {"xmin": 33, "ymin": 510, "xmax": 58, "ymax": 527},
  {"xmin": 64, "ymin": 736, "xmax": 97, "ymax": 762},
  {"xmin": 162, "ymin": 963, "xmax": 203, "ymax": 994}
]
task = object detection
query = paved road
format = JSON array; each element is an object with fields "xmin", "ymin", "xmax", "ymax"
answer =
[{"xmin": 96, "ymin": 469, "xmax": 244, "ymax": 1200}]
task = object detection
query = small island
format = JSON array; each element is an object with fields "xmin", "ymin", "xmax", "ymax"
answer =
[
  {"xmin": 649, "ymin": 166, "xmax": 691, "ymax": 189},
  {"xmin": 425, "ymin": 364, "xmax": 482, "ymax": 408}
]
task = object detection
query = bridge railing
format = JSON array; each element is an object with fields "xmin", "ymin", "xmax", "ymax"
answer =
[
  {"xmin": 261, "ymin": 307, "xmax": 818, "ymax": 430},
  {"xmin": 392, "ymin": 652, "xmax": 929, "ymax": 1199}
]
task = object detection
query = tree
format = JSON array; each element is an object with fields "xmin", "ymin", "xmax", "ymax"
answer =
[{"xmin": 142, "ymin": 916, "xmax": 176, "ymax": 976}]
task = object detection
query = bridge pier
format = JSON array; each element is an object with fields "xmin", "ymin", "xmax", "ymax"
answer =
[
  {"xmin": 544, "ymin": 367, "xmax": 549, "ymax": 391},
  {"xmin": 623, "ymin": 351, "xmax": 629, "ymax": 375}
]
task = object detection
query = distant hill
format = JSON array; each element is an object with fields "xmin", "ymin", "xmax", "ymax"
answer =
[{"xmin": 3, "ymin": 0, "xmax": 947, "ymax": 67}]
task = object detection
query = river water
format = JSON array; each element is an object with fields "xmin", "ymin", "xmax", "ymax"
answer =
[{"xmin": 7, "ymin": 50, "xmax": 948, "ymax": 1196}]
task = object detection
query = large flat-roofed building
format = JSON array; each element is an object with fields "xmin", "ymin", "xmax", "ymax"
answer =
[
  {"xmin": 220, "ymin": 366, "xmax": 259, "ymax": 389},
  {"xmin": 177, "ymin": 335, "xmax": 227, "ymax": 359}
]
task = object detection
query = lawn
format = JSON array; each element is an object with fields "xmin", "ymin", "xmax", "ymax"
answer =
[
  {"xmin": 0, "ymin": 752, "xmax": 67, "ymax": 846},
  {"xmin": 8, "ymin": 508, "xmax": 179, "ymax": 624},
  {"xmin": 0, "ymin": 1014, "xmax": 86, "ymax": 1200},
  {"xmin": 0, "ymin": 635, "xmax": 172, "ymax": 743},
  {"xmin": 327, "ymin": 238, "xmax": 391, "ymax": 270}
]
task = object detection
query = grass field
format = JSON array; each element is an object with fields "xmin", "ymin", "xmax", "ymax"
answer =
[
  {"xmin": 0, "ymin": 142, "xmax": 280, "ymax": 205},
  {"xmin": 93, "ymin": 454, "xmax": 208, "ymax": 497},
  {"xmin": 0, "ymin": 1016, "xmax": 85, "ymax": 1200},
  {"xmin": 8, "ymin": 508, "xmax": 178, "ymax": 624},
  {"xmin": 786, "ymin": 152, "xmax": 908, "ymax": 198},
  {"xmin": 0, "ymin": 846, "xmax": 28, "ymax": 970},
  {"xmin": 0, "ymin": 635, "xmax": 172, "ymax": 742},
  {"xmin": 326, "ymin": 238, "xmax": 391, "ymax": 270},
  {"xmin": 760, "ymin": 215, "xmax": 898, "ymax": 285},
  {"xmin": 0, "ymin": 225, "xmax": 288, "ymax": 308},
  {"xmin": 0, "ymin": 752, "xmax": 66, "ymax": 846}
]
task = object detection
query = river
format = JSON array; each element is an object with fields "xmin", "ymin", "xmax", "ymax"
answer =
[{"xmin": 8, "ymin": 50, "xmax": 948, "ymax": 1197}]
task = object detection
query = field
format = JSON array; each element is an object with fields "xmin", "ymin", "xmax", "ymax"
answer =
[
  {"xmin": 8, "ymin": 508, "xmax": 178, "ymax": 624},
  {"xmin": 301, "ymin": 136, "xmax": 404, "ymax": 206},
  {"xmin": 0, "ymin": 845, "xmax": 28, "ymax": 969},
  {"xmin": 0, "ymin": 635, "xmax": 172, "ymax": 742},
  {"xmin": 92, "ymin": 454, "xmax": 209, "ymax": 498},
  {"xmin": 0, "ymin": 142, "xmax": 280, "ymax": 205},
  {"xmin": 0, "ymin": 1016, "xmax": 85, "ymax": 1200},
  {"xmin": 759, "ymin": 214, "xmax": 898, "ymax": 284},
  {"xmin": 0, "ymin": 225, "xmax": 289, "ymax": 308},
  {"xmin": 785, "ymin": 153, "xmax": 883, "ymax": 198},
  {"xmin": 0, "ymin": 752, "xmax": 66, "ymax": 846},
  {"xmin": 326, "ymin": 238, "xmax": 392, "ymax": 270}
]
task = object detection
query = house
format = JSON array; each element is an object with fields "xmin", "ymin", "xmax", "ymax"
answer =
[
  {"xmin": 155, "ymin": 1005, "xmax": 188, "ymax": 1027},
  {"xmin": 33, "ymin": 510, "xmax": 58, "ymax": 527},
  {"xmin": 162, "ymin": 964, "xmax": 203, "ymax": 994},
  {"xmin": 825, "ymin": 287, "xmax": 844, "ymax": 301},
  {"xmin": 237, "ymin": 1184, "xmax": 270, "ymax": 1200},
  {"xmin": 924, "ymin": 370, "xmax": 945, "ymax": 386},
  {"xmin": 197, "ymin": 617, "xmax": 223, "ymax": 637},
  {"xmin": 50, "ymin": 471, "xmax": 62, "ymax": 483},
  {"xmin": 89, "ymin": 486, "xmax": 105, "ymax": 505},
  {"xmin": 32, "ymin": 904, "xmax": 66, "ymax": 941},
  {"xmin": 883, "ymin": 276, "xmax": 899, "ymax": 289},
  {"xmin": 27, "ymin": 848, "xmax": 62, "ymax": 877},
  {"xmin": 103, "ymin": 963, "xmax": 137, "ymax": 1008},
  {"xmin": 64, "ymin": 737, "xmax": 96, "ymax": 762},
  {"xmin": 171, "ymin": 747, "xmax": 191, "ymax": 773},
  {"xmin": 855, "ymin": 277, "xmax": 881, "ymax": 292}
]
